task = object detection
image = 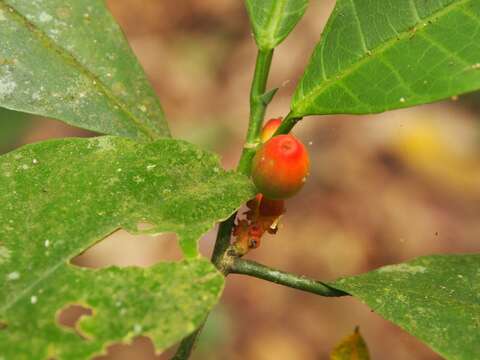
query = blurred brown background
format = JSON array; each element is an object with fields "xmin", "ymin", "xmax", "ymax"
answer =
[{"xmin": 2, "ymin": 0, "xmax": 480, "ymax": 359}]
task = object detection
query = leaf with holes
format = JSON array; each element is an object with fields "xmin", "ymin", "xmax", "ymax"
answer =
[
  {"xmin": 0, "ymin": 136, "xmax": 256, "ymax": 358},
  {"xmin": 0, "ymin": 0, "xmax": 169, "ymax": 139},
  {"xmin": 330, "ymin": 255, "xmax": 480, "ymax": 360},
  {"xmin": 245, "ymin": 0, "xmax": 308, "ymax": 50},
  {"xmin": 0, "ymin": 259, "xmax": 223, "ymax": 359},
  {"xmin": 291, "ymin": 0, "xmax": 480, "ymax": 116}
]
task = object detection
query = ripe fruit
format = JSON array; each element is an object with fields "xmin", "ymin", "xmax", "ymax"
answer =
[
  {"xmin": 252, "ymin": 134, "xmax": 309, "ymax": 199},
  {"xmin": 260, "ymin": 117, "xmax": 282, "ymax": 142}
]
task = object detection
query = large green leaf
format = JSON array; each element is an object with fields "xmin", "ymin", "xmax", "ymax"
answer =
[
  {"xmin": 0, "ymin": 1, "xmax": 169, "ymax": 139},
  {"xmin": 245, "ymin": 0, "xmax": 308, "ymax": 50},
  {"xmin": 0, "ymin": 136, "xmax": 256, "ymax": 358},
  {"xmin": 0, "ymin": 259, "xmax": 223, "ymax": 360},
  {"xmin": 331, "ymin": 255, "xmax": 480, "ymax": 360},
  {"xmin": 292, "ymin": 0, "xmax": 480, "ymax": 116},
  {"xmin": 0, "ymin": 136, "xmax": 255, "ymax": 257}
]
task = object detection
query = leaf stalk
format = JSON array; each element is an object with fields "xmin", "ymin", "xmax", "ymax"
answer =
[{"xmin": 229, "ymin": 258, "xmax": 348, "ymax": 297}]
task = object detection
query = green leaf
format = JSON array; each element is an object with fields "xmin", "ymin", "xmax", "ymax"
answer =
[
  {"xmin": 0, "ymin": 258, "xmax": 224, "ymax": 360},
  {"xmin": 245, "ymin": 0, "xmax": 308, "ymax": 50},
  {"xmin": 0, "ymin": 1, "xmax": 170, "ymax": 140},
  {"xmin": 0, "ymin": 136, "xmax": 255, "ymax": 257},
  {"xmin": 330, "ymin": 255, "xmax": 480, "ymax": 360},
  {"xmin": 0, "ymin": 136, "xmax": 256, "ymax": 358},
  {"xmin": 330, "ymin": 327, "xmax": 370, "ymax": 360},
  {"xmin": 292, "ymin": 0, "xmax": 480, "ymax": 116}
]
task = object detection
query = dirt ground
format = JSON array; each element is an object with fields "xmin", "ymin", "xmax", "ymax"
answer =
[{"xmin": 2, "ymin": 1, "xmax": 480, "ymax": 359}]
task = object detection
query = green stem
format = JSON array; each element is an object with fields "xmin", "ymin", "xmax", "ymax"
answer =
[
  {"xmin": 274, "ymin": 110, "xmax": 303, "ymax": 136},
  {"xmin": 170, "ymin": 325, "xmax": 204, "ymax": 360},
  {"xmin": 229, "ymin": 258, "xmax": 348, "ymax": 297},
  {"xmin": 210, "ymin": 214, "xmax": 237, "ymax": 273},
  {"xmin": 237, "ymin": 48, "xmax": 274, "ymax": 176},
  {"xmin": 171, "ymin": 48, "xmax": 275, "ymax": 360}
]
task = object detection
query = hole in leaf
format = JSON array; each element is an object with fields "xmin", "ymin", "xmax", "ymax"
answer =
[
  {"xmin": 71, "ymin": 229, "xmax": 182, "ymax": 269},
  {"xmin": 56, "ymin": 304, "xmax": 93, "ymax": 339},
  {"xmin": 93, "ymin": 336, "xmax": 166, "ymax": 360}
]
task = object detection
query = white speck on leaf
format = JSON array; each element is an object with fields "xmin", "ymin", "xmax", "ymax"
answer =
[
  {"xmin": 400, "ymin": 97, "xmax": 406, "ymax": 103},
  {"xmin": 7, "ymin": 271, "xmax": 20, "ymax": 281},
  {"xmin": 95, "ymin": 137, "xmax": 115, "ymax": 151},
  {"xmin": 44, "ymin": 239, "xmax": 50, "ymax": 248},
  {"xmin": 378, "ymin": 263, "xmax": 426, "ymax": 274},
  {"xmin": 146, "ymin": 164, "xmax": 157, "ymax": 171},
  {"xmin": 0, "ymin": 246, "xmax": 11, "ymax": 264},
  {"xmin": 38, "ymin": 12, "xmax": 53, "ymax": 23},
  {"xmin": 0, "ymin": 73, "xmax": 17, "ymax": 100},
  {"xmin": 133, "ymin": 175, "xmax": 144, "ymax": 183},
  {"xmin": 30, "ymin": 296, "xmax": 38, "ymax": 304},
  {"xmin": 133, "ymin": 324, "xmax": 142, "ymax": 333}
]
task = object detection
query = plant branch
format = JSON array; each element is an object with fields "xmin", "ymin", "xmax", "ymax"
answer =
[
  {"xmin": 171, "ymin": 48, "xmax": 275, "ymax": 360},
  {"xmin": 237, "ymin": 48, "xmax": 274, "ymax": 176},
  {"xmin": 274, "ymin": 110, "xmax": 303, "ymax": 136},
  {"xmin": 170, "ymin": 326, "xmax": 204, "ymax": 360},
  {"xmin": 210, "ymin": 214, "xmax": 237, "ymax": 273},
  {"xmin": 229, "ymin": 258, "xmax": 348, "ymax": 297}
]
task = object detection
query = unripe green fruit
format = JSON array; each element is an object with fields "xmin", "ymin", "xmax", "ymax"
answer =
[{"xmin": 252, "ymin": 134, "xmax": 309, "ymax": 199}]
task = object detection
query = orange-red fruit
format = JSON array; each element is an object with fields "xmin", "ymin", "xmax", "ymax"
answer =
[
  {"xmin": 260, "ymin": 117, "xmax": 282, "ymax": 143},
  {"xmin": 252, "ymin": 134, "xmax": 309, "ymax": 199}
]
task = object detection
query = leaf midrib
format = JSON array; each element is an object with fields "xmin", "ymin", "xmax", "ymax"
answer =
[
  {"xmin": 261, "ymin": 0, "xmax": 288, "ymax": 48},
  {"xmin": 0, "ymin": 1, "xmax": 159, "ymax": 140},
  {"xmin": 293, "ymin": 0, "xmax": 471, "ymax": 115}
]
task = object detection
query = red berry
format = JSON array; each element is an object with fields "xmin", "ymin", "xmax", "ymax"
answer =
[
  {"xmin": 260, "ymin": 117, "xmax": 282, "ymax": 143},
  {"xmin": 252, "ymin": 134, "xmax": 309, "ymax": 199}
]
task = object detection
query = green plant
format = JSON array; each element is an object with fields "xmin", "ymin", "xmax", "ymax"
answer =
[{"xmin": 0, "ymin": 1, "xmax": 479, "ymax": 359}]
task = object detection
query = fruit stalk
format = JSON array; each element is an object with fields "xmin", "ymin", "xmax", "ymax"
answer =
[{"xmin": 230, "ymin": 258, "xmax": 348, "ymax": 297}]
